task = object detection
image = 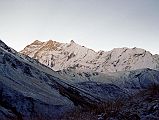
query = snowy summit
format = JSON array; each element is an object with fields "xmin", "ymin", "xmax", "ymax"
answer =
[{"xmin": 21, "ymin": 40, "xmax": 159, "ymax": 73}]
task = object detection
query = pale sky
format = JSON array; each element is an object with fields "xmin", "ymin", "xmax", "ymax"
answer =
[{"xmin": 0, "ymin": 0, "xmax": 159, "ymax": 54}]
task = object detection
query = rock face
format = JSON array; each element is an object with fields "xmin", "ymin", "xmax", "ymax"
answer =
[
  {"xmin": 1, "ymin": 40, "xmax": 159, "ymax": 120},
  {"xmin": 21, "ymin": 40, "xmax": 159, "ymax": 73},
  {"xmin": 1, "ymin": 40, "xmax": 132, "ymax": 120},
  {"xmin": 0, "ymin": 40, "xmax": 75, "ymax": 120}
]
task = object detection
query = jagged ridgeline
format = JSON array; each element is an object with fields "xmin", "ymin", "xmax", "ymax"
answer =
[
  {"xmin": 0, "ymin": 40, "xmax": 159, "ymax": 120},
  {"xmin": 21, "ymin": 40, "xmax": 159, "ymax": 73}
]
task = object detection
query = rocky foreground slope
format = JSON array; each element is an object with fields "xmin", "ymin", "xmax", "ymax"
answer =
[
  {"xmin": 61, "ymin": 84, "xmax": 159, "ymax": 120},
  {"xmin": 21, "ymin": 40, "xmax": 159, "ymax": 73},
  {"xmin": 0, "ymin": 40, "xmax": 135, "ymax": 120},
  {"xmin": 0, "ymin": 40, "xmax": 106, "ymax": 120},
  {"xmin": 0, "ymin": 40, "xmax": 76, "ymax": 120},
  {"xmin": 1, "ymin": 40, "xmax": 159, "ymax": 120}
]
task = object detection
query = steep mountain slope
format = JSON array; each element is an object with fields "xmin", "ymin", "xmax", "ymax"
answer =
[
  {"xmin": 1, "ymin": 40, "xmax": 132, "ymax": 120},
  {"xmin": 59, "ymin": 68, "xmax": 159, "ymax": 101},
  {"xmin": 0, "ymin": 40, "xmax": 76, "ymax": 120},
  {"xmin": 21, "ymin": 40, "xmax": 159, "ymax": 73},
  {"xmin": 1, "ymin": 40, "xmax": 159, "ymax": 120}
]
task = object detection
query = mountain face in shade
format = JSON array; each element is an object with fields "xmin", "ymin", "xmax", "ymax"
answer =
[
  {"xmin": 21, "ymin": 40, "xmax": 159, "ymax": 73},
  {"xmin": 0, "ymin": 40, "xmax": 132, "ymax": 120},
  {"xmin": 1, "ymin": 40, "xmax": 159, "ymax": 119},
  {"xmin": 0, "ymin": 40, "xmax": 129, "ymax": 120},
  {"xmin": 0, "ymin": 40, "xmax": 77, "ymax": 120}
]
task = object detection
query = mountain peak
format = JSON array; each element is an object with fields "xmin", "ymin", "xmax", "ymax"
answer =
[
  {"xmin": 32, "ymin": 40, "xmax": 43, "ymax": 45},
  {"xmin": 21, "ymin": 40, "xmax": 159, "ymax": 72},
  {"xmin": 46, "ymin": 40, "xmax": 59, "ymax": 44},
  {"xmin": 70, "ymin": 40, "xmax": 75, "ymax": 43},
  {"xmin": 43, "ymin": 40, "xmax": 61, "ymax": 50},
  {"xmin": 47, "ymin": 39, "xmax": 53, "ymax": 43}
]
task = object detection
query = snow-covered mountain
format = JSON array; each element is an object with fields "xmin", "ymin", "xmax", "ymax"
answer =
[
  {"xmin": 0, "ymin": 40, "xmax": 76, "ymax": 120},
  {"xmin": 21, "ymin": 40, "xmax": 159, "ymax": 73},
  {"xmin": 0, "ymin": 39, "xmax": 133, "ymax": 119},
  {"xmin": 20, "ymin": 39, "xmax": 159, "ymax": 97},
  {"xmin": 1, "ymin": 40, "xmax": 108, "ymax": 120},
  {"xmin": 1, "ymin": 39, "xmax": 159, "ymax": 119}
]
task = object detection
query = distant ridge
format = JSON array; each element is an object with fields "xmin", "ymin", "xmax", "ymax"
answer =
[{"xmin": 21, "ymin": 40, "xmax": 159, "ymax": 73}]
